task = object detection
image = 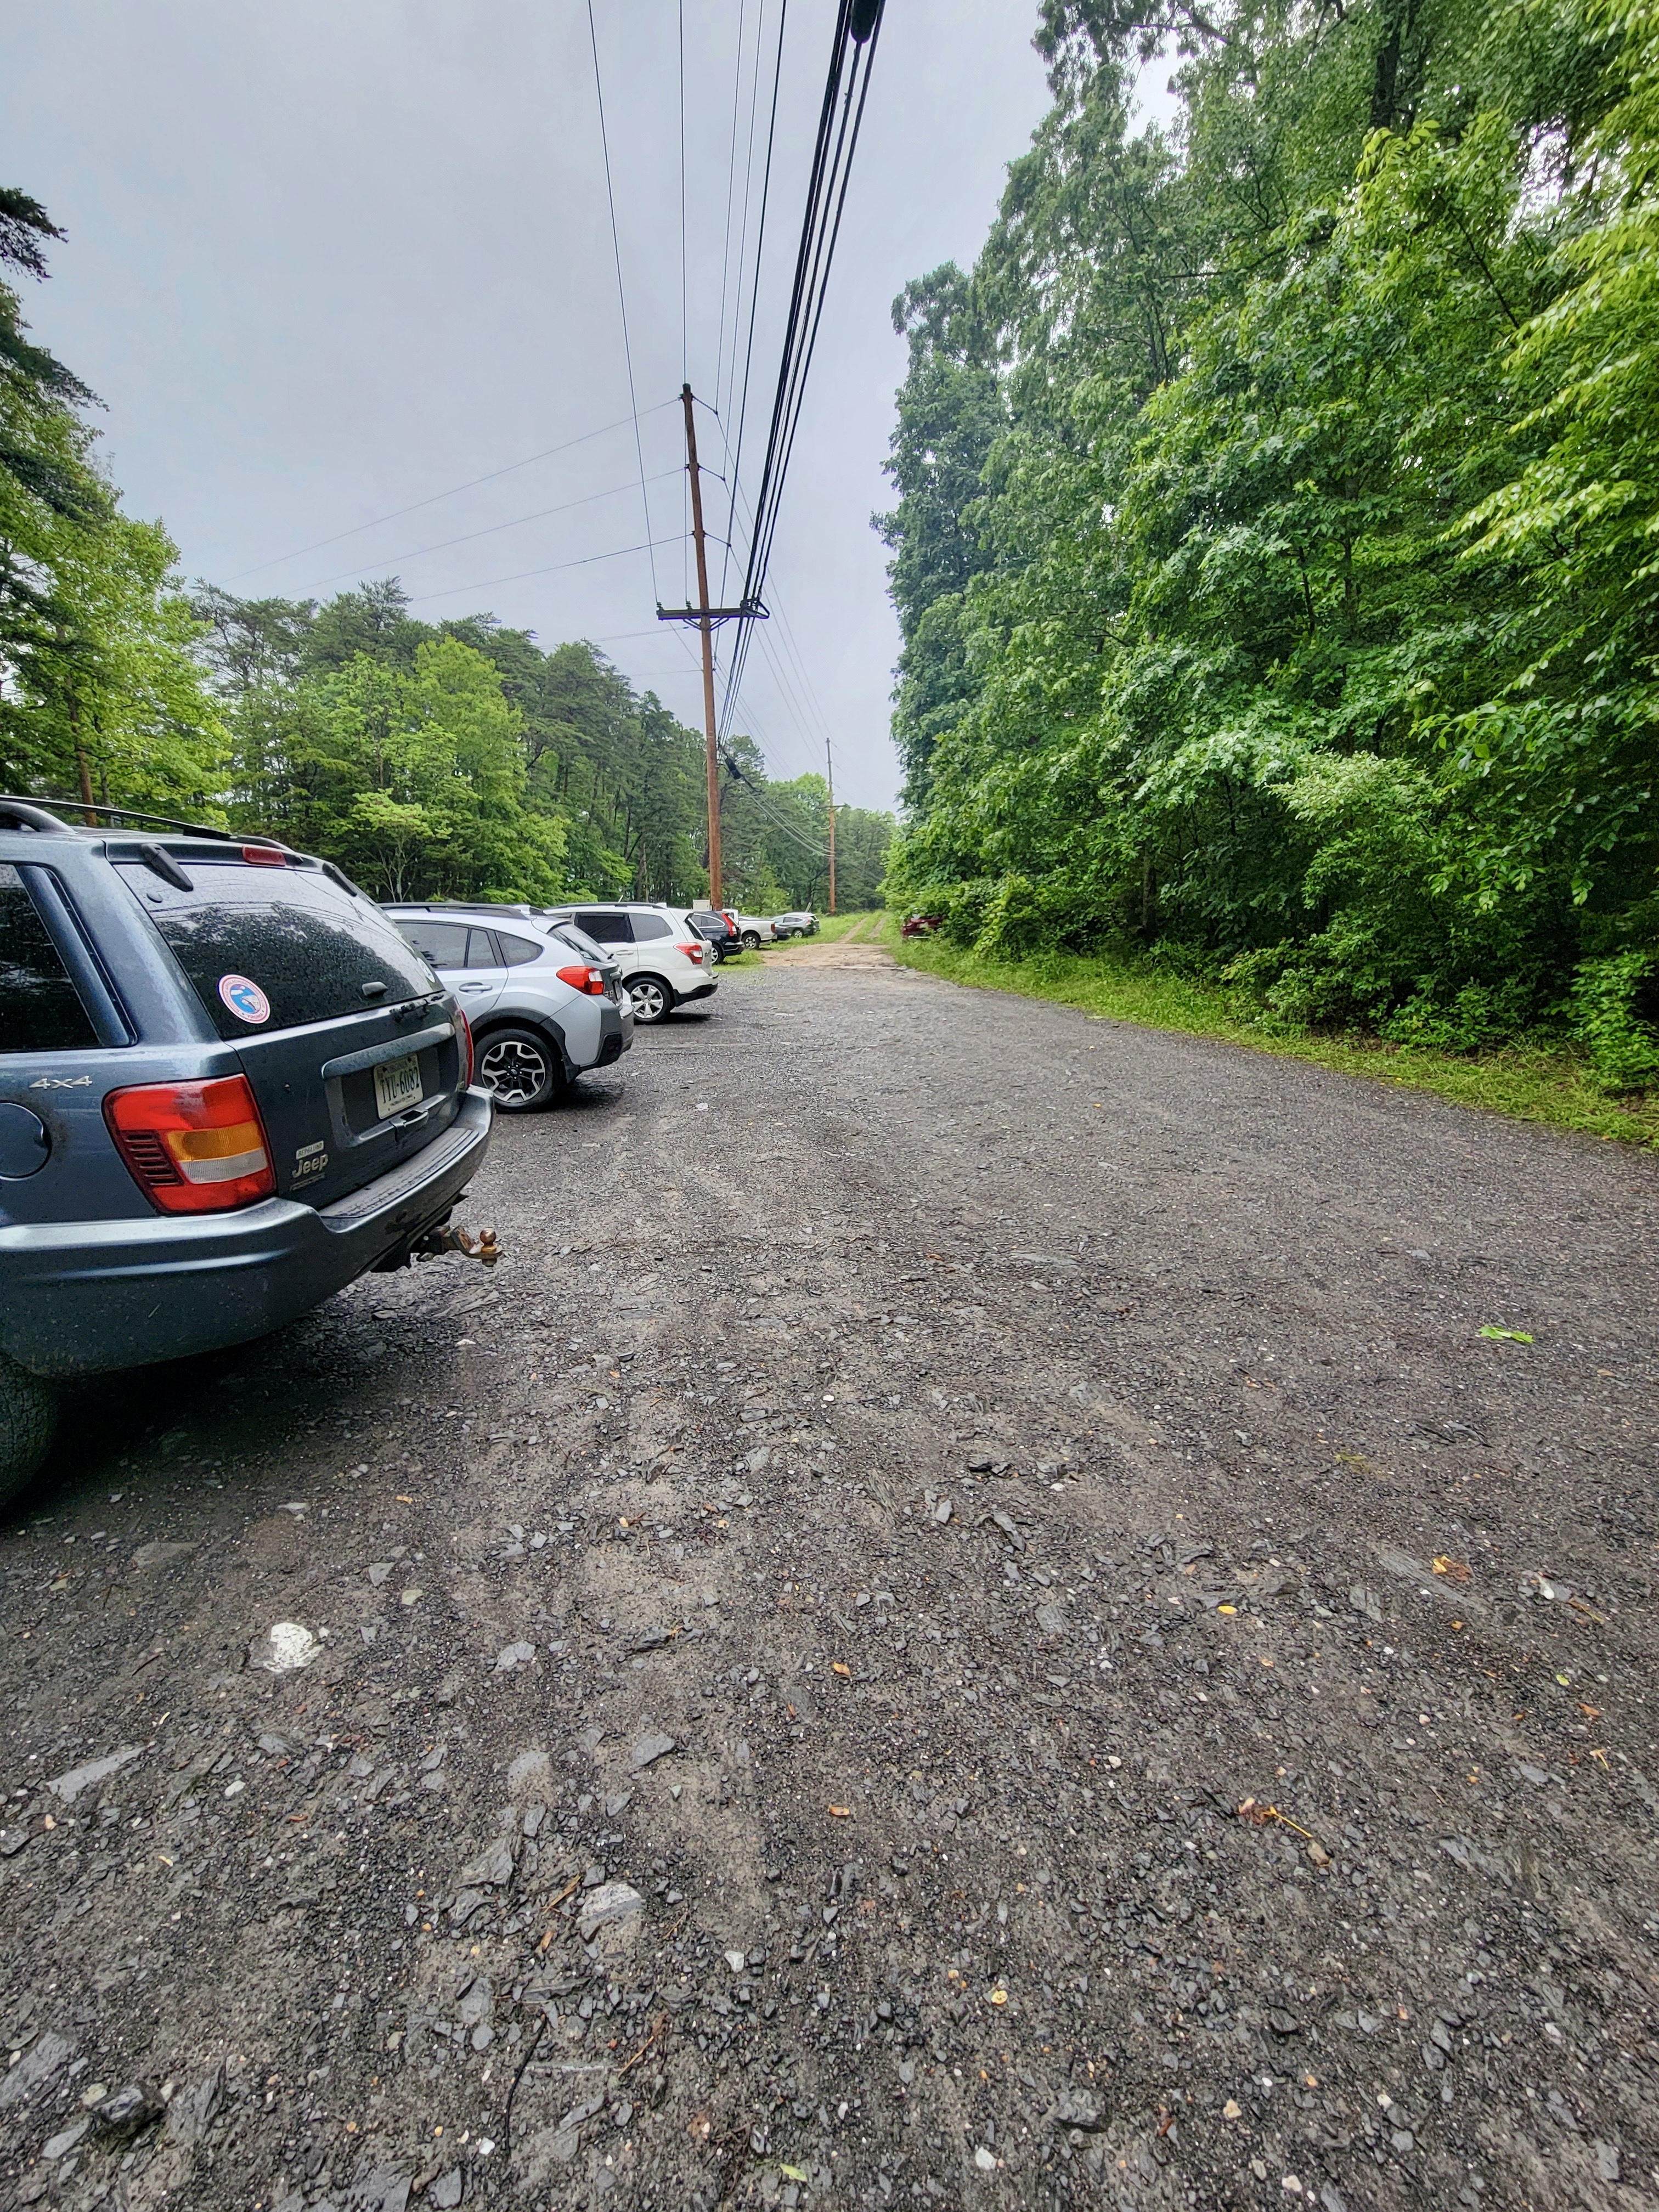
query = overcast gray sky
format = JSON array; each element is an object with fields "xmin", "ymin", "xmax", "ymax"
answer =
[{"xmin": 2, "ymin": 1, "xmax": 1056, "ymax": 812}]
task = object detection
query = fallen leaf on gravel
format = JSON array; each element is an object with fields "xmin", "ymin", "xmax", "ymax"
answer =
[
  {"xmin": 990, "ymin": 1988, "xmax": 1007, "ymax": 2006},
  {"xmin": 831, "ymin": 1662, "xmax": 850, "ymax": 1677},
  {"xmin": 1222, "ymin": 2100, "xmax": 1242, "ymax": 2120},
  {"xmin": 1432, "ymin": 1556, "xmax": 1471, "ymax": 1582},
  {"xmin": 1478, "ymin": 1325, "xmax": 1533, "ymax": 1342},
  {"xmin": 828, "ymin": 1804, "xmax": 851, "ymax": 1818}
]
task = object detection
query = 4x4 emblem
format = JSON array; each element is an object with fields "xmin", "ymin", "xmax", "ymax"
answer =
[{"xmin": 29, "ymin": 1075, "xmax": 92, "ymax": 1090}]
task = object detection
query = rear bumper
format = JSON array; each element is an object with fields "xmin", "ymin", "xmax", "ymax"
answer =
[
  {"xmin": 0, "ymin": 1086, "xmax": 494, "ymax": 1378},
  {"xmin": 676, "ymin": 980, "xmax": 718, "ymax": 1005}
]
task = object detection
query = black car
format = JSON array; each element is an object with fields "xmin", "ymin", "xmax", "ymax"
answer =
[
  {"xmin": 686, "ymin": 910, "xmax": 737, "ymax": 962},
  {"xmin": 0, "ymin": 800, "xmax": 493, "ymax": 1497}
]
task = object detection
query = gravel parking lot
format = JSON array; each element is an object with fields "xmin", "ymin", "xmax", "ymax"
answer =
[{"xmin": 2, "ymin": 950, "xmax": 1656, "ymax": 2212}]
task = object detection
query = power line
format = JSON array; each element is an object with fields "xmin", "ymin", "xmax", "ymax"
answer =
[
  {"xmin": 296, "ymin": 470, "xmax": 681, "ymax": 595},
  {"xmin": 704, "ymin": 449, "xmax": 838, "ymax": 770},
  {"xmin": 718, "ymin": 0, "xmax": 789, "ymax": 608},
  {"xmin": 712, "ymin": 0, "xmax": 751, "ymax": 430},
  {"xmin": 721, "ymin": 0, "xmax": 887, "ymax": 736},
  {"xmin": 679, "ymin": 0, "xmax": 689, "ymax": 392},
  {"xmin": 220, "ymin": 400, "xmax": 678, "ymax": 585},
  {"xmin": 404, "ymin": 534, "xmax": 686, "ymax": 606},
  {"xmin": 698, "ymin": 432, "xmax": 837, "ymax": 786},
  {"xmin": 719, "ymin": 748, "xmax": 830, "ymax": 856},
  {"xmin": 586, "ymin": 0, "xmax": 659, "ymax": 605},
  {"xmin": 679, "ymin": 0, "xmax": 691, "ymax": 610}
]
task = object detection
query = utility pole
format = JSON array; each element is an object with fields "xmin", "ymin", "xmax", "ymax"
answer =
[
  {"xmin": 826, "ymin": 738, "xmax": 836, "ymax": 916},
  {"xmin": 681, "ymin": 383, "xmax": 721, "ymax": 907},
  {"xmin": 657, "ymin": 386, "xmax": 769, "ymax": 911}
]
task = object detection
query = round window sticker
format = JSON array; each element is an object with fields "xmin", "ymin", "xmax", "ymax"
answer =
[{"xmin": 218, "ymin": 973, "xmax": 271, "ymax": 1026}]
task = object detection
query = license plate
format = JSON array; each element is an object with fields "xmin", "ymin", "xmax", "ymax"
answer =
[{"xmin": 373, "ymin": 1052, "xmax": 423, "ymax": 1119}]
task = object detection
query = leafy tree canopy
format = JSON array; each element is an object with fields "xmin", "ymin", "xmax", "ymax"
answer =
[{"xmin": 878, "ymin": 0, "xmax": 1659, "ymax": 1087}]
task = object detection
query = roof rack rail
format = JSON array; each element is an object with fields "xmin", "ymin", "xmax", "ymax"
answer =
[
  {"xmin": 31, "ymin": 797, "xmax": 295, "ymax": 847},
  {"xmin": 2, "ymin": 795, "xmax": 314, "ymax": 857},
  {"xmin": 0, "ymin": 798, "xmax": 76, "ymax": 834}
]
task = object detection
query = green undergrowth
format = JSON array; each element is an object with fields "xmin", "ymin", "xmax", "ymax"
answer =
[{"xmin": 883, "ymin": 920, "xmax": 1659, "ymax": 1149}]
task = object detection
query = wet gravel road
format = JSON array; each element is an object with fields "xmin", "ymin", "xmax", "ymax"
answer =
[{"xmin": 2, "ymin": 951, "xmax": 1657, "ymax": 2212}]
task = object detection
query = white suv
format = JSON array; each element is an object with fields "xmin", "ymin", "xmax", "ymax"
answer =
[{"xmin": 546, "ymin": 904, "xmax": 718, "ymax": 1026}]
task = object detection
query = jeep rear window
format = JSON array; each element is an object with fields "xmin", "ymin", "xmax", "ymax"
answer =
[
  {"xmin": 0, "ymin": 865, "xmax": 98, "ymax": 1051},
  {"xmin": 119, "ymin": 862, "xmax": 437, "ymax": 1040}
]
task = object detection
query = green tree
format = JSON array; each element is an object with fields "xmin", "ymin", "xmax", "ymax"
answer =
[{"xmin": 879, "ymin": 0, "xmax": 1659, "ymax": 1076}]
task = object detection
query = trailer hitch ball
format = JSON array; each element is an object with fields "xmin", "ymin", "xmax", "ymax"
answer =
[{"xmin": 414, "ymin": 1223, "xmax": 501, "ymax": 1266}]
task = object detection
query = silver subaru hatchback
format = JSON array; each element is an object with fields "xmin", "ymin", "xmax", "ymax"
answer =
[{"xmin": 384, "ymin": 904, "xmax": 634, "ymax": 1111}]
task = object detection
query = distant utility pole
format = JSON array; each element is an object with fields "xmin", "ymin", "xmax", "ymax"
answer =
[
  {"xmin": 657, "ymin": 384, "xmax": 769, "ymax": 911},
  {"xmin": 826, "ymin": 738, "xmax": 836, "ymax": 916}
]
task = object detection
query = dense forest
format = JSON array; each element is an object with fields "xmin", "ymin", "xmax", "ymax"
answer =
[
  {"xmin": 0, "ymin": 190, "xmax": 890, "ymax": 914},
  {"xmin": 879, "ymin": 0, "xmax": 1659, "ymax": 1087}
]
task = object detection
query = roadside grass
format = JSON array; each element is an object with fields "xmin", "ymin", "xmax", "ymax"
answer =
[{"xmin": 882, "ymin": 917, "xmax": 1659, "ymax": 1149}]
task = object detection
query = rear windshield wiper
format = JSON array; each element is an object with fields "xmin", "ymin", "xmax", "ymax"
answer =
[{"xmin": 134, "ymin": 842, "xmax": 194, "ymax": 892}]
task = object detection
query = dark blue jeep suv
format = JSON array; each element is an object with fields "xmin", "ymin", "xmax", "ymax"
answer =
[{"xmin": 0, "ymin": 799, "xmax": 494, "ymax": 1498}]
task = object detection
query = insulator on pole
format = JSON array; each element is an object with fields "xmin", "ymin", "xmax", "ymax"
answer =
[{"xmin": 849, "ymin": 0, "xmax": 884, "ymax": 43}]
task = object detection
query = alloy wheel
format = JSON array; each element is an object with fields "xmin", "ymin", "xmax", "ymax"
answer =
[{"xmin": 478, "ymin": 1035, "xmax": 551, "ymax": 1104}]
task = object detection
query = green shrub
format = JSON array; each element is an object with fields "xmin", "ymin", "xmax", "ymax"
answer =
[{"xmin": 1570, "ymin": 952, "xmax": 1659, "ymax": 1092}]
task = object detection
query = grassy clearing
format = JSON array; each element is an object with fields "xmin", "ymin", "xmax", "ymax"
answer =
[
  {"xmin": 882, "ymin": 917, "xmax": 1659, "ymax": 1149},
  {"xmin": 807, "ymin": 911, "xmax": 881, "ymax": 944}
]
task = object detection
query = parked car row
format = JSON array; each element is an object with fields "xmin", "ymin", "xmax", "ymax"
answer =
[
  {"xmin": 684, "ymin": 907, "xmax": 814, "ymax": 955},
  {"xmin": 0, "ymin": 793, "xmax": 803, "ymax": 1496}
]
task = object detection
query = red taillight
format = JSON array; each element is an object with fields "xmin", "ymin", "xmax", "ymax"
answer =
[
  {"xmin": 675, "ymin": 943, "xmax": 705, "ymax": 966},
  {"xmin": 555, "ymin": 963, "xmax": 606, "ymax": 996},
  {"xmin": 456, "ymin": 1006, "xmax": 475, "ymax": 1086},
  {"xmin": 104, "ymin": 1074, "xmax": 276, "ymax": 1214},
  {"xmin": 242, "ymin": 844, "xmax": 286, "ymax": 866}
]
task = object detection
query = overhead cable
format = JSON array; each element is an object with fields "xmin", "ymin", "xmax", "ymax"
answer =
[
  {"xmin": 586, "ymin": 0, "xmax": 661, "ymax": 602},
  {"xmin": 720, "ymin": 0, "xmax": 887, "ymax": 733},
  {"xmin": 718, "ymin": 0, "xmax": 790, "ymax": 608},
  {"xmin": 296, "ymin": 470, "xmax": 682, "ymax": 595},
  {"xmin": 404, "ymin": 534, "xmax": 686, "ymax": 606},
  {"xmin": 712, "ymin": 0, "xmax": 752, "ymax": 426},
  {"xmin": 221, "ymin": 400, "xmax": 678, "ymax": 585}
]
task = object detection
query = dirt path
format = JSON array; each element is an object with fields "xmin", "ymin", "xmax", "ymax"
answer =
[
  {"xmin": 761, "ymin": 919, "xmax": 891, "ymax": 970},
  {"xmin": 1, "ymin": 961, "xmax": 1655, "ymax": 2212}
]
